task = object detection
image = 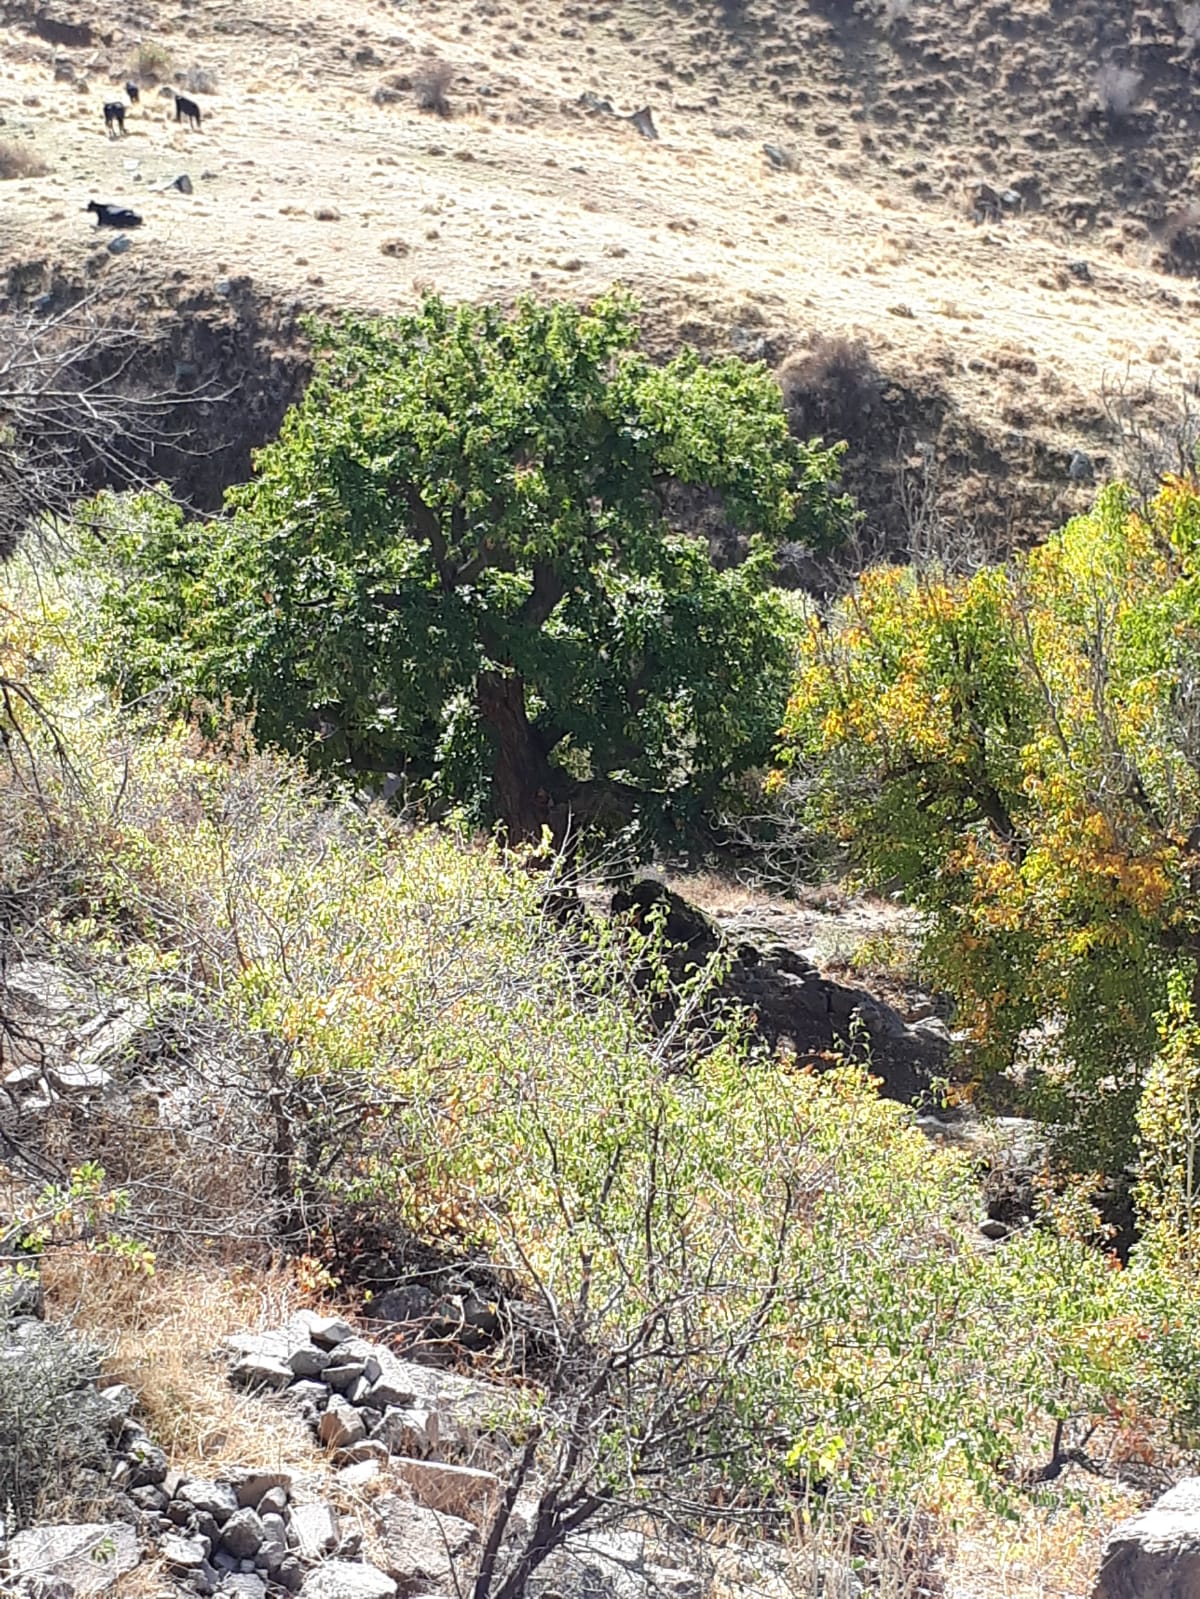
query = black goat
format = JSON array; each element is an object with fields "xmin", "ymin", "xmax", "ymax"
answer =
[
  {"xmin": 125, "ymin": 80, "xmax": 140, "ymax": 102},
  {"xmin": 174, "ymin": 93, "xmax": 202, "ymax": 129},
  {"xmin": 103, "ymin": 101, "xmax": 126, "ymax": 137},
  {"xmin": 86, "ymin": 200, "xmax": 143, "ymax": 229}
]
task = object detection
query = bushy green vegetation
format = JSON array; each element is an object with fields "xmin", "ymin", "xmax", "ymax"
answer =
[
  {"xmin": 82, "ymin": 293, "xmax": 853, "ymax": 850},
  {"xmin": 6, "ymin": 291, "xmax": 1200, "ymax": 1577},
  {"xmin": 2, "ymin": 561, "xmax": 1197, "ymax": 1545},
  {"xmin": 774, "ymin": 479, "xmax": 1200, "ymax": 1181}
]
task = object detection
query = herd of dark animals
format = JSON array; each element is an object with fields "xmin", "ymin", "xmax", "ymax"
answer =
[{"xmin": 91, "ymin": 80, "xmax": 203, "ymax": 231}]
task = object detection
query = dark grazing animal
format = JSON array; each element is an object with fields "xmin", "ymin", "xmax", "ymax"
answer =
[
  {"xmin": 86, "ymin": 200, "xmax": 143, "ymax": 229},
  {"xmin": 174, "ymin": 93, "xmax": 202, "ymax": 129},
  {"xmin": 125, "ymin": 80, "xmax": 140, "ymax": 102},
  {"xmin": 103, "ymin": 101, "xmax": 126, "ymax": 136}
]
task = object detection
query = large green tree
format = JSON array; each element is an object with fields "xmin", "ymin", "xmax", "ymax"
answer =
[{"xmin": 87, "ymin": 294, "xmax": 853, "ymax": 845}]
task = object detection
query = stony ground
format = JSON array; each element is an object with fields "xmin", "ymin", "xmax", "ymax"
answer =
[{"xmin": 3, "ymin": 0, "xmax": 1200, "ymax": 545}]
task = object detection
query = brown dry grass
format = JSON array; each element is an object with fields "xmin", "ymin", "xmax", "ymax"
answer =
[
  {"xmin": 0, "ymin": 138, "xmax": 48, "ymax": 179},
  {"xmin": 40, "ymin": 1248, "xmax": 321, "ymax": 1475}
]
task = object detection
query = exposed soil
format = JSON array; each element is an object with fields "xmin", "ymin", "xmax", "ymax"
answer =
[{"xmin": 2, "ymin": 0, "xmax": 1200, "ymax": 545}]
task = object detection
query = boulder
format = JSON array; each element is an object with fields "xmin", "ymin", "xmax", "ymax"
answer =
[
  {"xmin": 370, "ymin": 1406, "xmax": 439, "ymax": 1457},
  {"xmin": 178, "ymin": 1480, "xmax": 240, "ymax": 1523},
  {"xmin": 163, "ymin": 1531, "xmax": 213, "ymax": 1571},
  {"xmin": 288, "ymin": 1313, "xmax": 354, "ymax": 1349},
  {"xmin": 218, "ymin": 1509, "xmax": 266, "ymax": 1560},
  {"xmin": 1093, "ymin": 1478, "xmax": 1200, "ymax": 1599},
  {"xmin": 298, "ymin": 1562, "xmax": 396, "ymax": 1599},
  {"xmin": 318, "ymin": 1395, "xmax": 367, "ymax": 1450},
  {"xmin": 289, "ymin": 1345, "xmax": 332, "ymax": 1379},
  {"xmin": 390, "ymin": 1458, "xmax": 501, "ymax": 1522},
  {"xmin": 6, "ymin": 1523, "xmax": 140, "ymax": 1595},
  {"xmin": 372, "ymin": 1496, "xmax": 476, "ymax": 1590},
  {"xmin": 288, "ymin": 1502, "xmax": 340, "ymax": 1560}
]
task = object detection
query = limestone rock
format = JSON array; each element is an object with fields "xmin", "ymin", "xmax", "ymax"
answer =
[
  {"xmin": 219, "ymin": 1509, "xmax": 266, "ymax": 1560},
  {"xmin": 1093, "ymin": 1478, "xmax": 1200, "ymax": 1599},
  {"xmin": 372, "ymin": 1495, "xmax": 476, "ymax": 1590},
  {"xmin": 390, "ymin": 1457, "xmax": 501, "ymax": 1522},
  {"xmin": 298, "ymin": 1561, "xmax": 396, "ymax": 1599},
  {"xmin": 319, "ymin": 1395, "xmax": 367, "ymax": 1450},
  {"xmin": 7, "ymin": 1523, "xmax": 140, "ymax": 1595},
  {"xmin": 178, "ymin": 1480, "xmax": 240, "ymax": 1523},
  {"xmin": 288, "ymin": 1502, "xmax": 340, "ymax": 1560}
]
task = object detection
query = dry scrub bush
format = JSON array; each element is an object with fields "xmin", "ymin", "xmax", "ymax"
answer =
[
  {"xmin": 0, "ymin": 1314, "xmax": 111, "ymax": 1531},
  {"xmin": 131, "ymin": 41, "xmax": 173, "ymax": 84},
  {"xmin": 183, "ymin": 65, "xmax": 218, "ymax": 95},
  {"xmin": 414, "ymin": 56, "xmax": 454, "ymax": 114},
  {"xmin": 777, "ymin": 334, "xmax": 882, "ymax": 452},
  {"xmin": 40, "ymin": 1249, "xmax": 316, "ymax": 1473},
  {"xmin": 1095, "ymin": 63, "xmax": 1143, "ymax": 119},
  {"xmin": 0, "ymin": 140, "xmax": 49, "ymax": 181}
]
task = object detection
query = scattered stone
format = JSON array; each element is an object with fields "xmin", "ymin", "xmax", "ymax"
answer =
[
  {"xmin": 390, "ymin": 1457, "xmax": 501, "ymax": 1522},
  {"xmin": 231, "ymin": 1352, "xmax": 295, "ymax": 1391},
  {"xmin": 1092, "ymin": 1477, "xmax": 1200, "ymax": 1599},
  {"xmin": 227, "ymin": 1469, "xmax": 291, "ymax": 1509},
  {"xmin": 314, "ymin": 205, "xmax": 342, "ymax": 221},
  {"xmin": 257, "ymin": 1486, "xmax": 290, "ymax": 1517},
  {"xmin": 1068, "ymin": 449, "xmax": 1095, "ymax": 483},
  {"xmin": 288, "ymin": 1501, "xmax": 340, "ymax": 1561},
  {"xmin": 178, "ymin": 1480, "xmax": 240, "ymax": 1523},
  {"xmin": 131, "ymin": 1483, "xmax": 170, "ymax": 1512},
  {"xmin": 7, "ymin": 1522, "xmax": 140, "ymax": 1595},
  {"xmin": 106, "ymin": 234, "xmax": 132, "ymax": 256},
  {"xmin": 164, "ymin": 1531, "xmax": 213, "ymax": 1571},
  {"xmin": 219, "ymin": 1508, "xmax": 266, "ymax": 1560},
  {"xmin": 372, "ymin": 1496, "xmax": 476, "ymax": 1590},
  {"xmin": 319, "ymin": 1395, "xmax": 368, "ymax": 1451},
  {"xmin": 332, "ymin": 1439, "xmax": 389, "ymax": 1467},
  {"xmin": 365, "ymin": 1286, "xmax": 432, "ymax": 1326},
  {"xmin": 277, "ymin": 1556, "xmax": 305, "ymax": 1593},
  {"xmin": 762, "ymin": 143, "xmax": 794, "ymax": 170},
  {"xmin": 174, "ymin": 173, "xmax": 194, "ymax": 193},
  {"xmin": 298, "ymin": 1561, "xmax": 396, "ymax": 1599},
  {"xmin": 294, "ymin": 1314, "xmax": 355, "ymax": 1349},
  {"xmin": 979, "ymin": 1218, "xmax": 1010, "ymax": 1240},
  {"xmin": 125, "ymin": 1429, "xmax": 169, "ymax": 1487},
  {"xmin": 221, "ymin": 1577, "xmax": 267, "ymax": 1599},
  {"xmin": 325, "ymin": 1360, "xmax": 371, "ymax": 1393},
  {"xmin": 290, "ymin": 1345, "xmax": 332, "ymax": 1379},
  {"xmin": 1067, "ymin": 258, "xmax": 1092, "ymax": 280},
  {"xmin": 371, "ymin": 1406, "xmax": 438, "ymax": 1458},
  {"xmin": 338, "ymin": 1459, "xmax": 381, "ymax": 1488}
]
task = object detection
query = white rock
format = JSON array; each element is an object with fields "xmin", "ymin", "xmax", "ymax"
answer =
[
  {"xmin": 298, "ymin": 1560, "xmax": 396, "ymax": 1599},
  {"xmin": 372, "ymin": 1495, "xmax": 476, "ymax": 1589},
  {"xmin": 7, "ymin": 1523, "xmax": 140, "ymax": 1594},
  {"xmin": 288, "ymin": 1501, "xmax": 340, "ymax": 1560},
  {"xmin": 1093, "ymin": 1477, "xmax": 1200, "ymax": 1599}
]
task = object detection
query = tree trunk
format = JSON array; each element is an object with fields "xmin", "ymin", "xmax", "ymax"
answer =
[{"xmin": 477, "ymin": 670, "xmax": 560, "ymax": 844}]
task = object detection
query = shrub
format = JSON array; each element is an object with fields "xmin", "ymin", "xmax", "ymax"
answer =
[
  {"xmin": 183, "ymin": 64, "xmax": 218, "ymax": 94},
  {"xmin": 413, "ymin": 56, "xmax": 453, "ymax": 115},
  {"xmin": 131, "ymin": 41, "xmax": 173, "ymax": 84},
  {"xmin": 0, "ymin": 140, "xmax": 49, "ymax": 181},
  {"xmin": 777, "ymin": 333, "xmax": 883, "ymax": 451},
  {"xmin": 1095, "ymin": 63, "xmax": 1143, "ymax": 119},
  {"xmin": 0, "ymin": 1315, "xmax": 111, "ymax": 1530}
]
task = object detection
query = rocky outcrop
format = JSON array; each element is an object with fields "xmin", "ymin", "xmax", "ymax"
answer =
[
  {"xmin": 610, "ymin": 881, "xmax": 948, "ymax": 1104},
  {"xmin": 1092, "ymin": 1478, "xmax": 1200, "ymax": 1599}
]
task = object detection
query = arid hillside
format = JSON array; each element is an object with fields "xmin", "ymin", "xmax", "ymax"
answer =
[{"xmin": 3, "ymin": 0, "xmax": 1200, "ymax": 548}]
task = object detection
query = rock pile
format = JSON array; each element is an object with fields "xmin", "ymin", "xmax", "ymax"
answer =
[{"xmin": 225, "ymin": 1312, "xmax": 504, "ymax": 1514}]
